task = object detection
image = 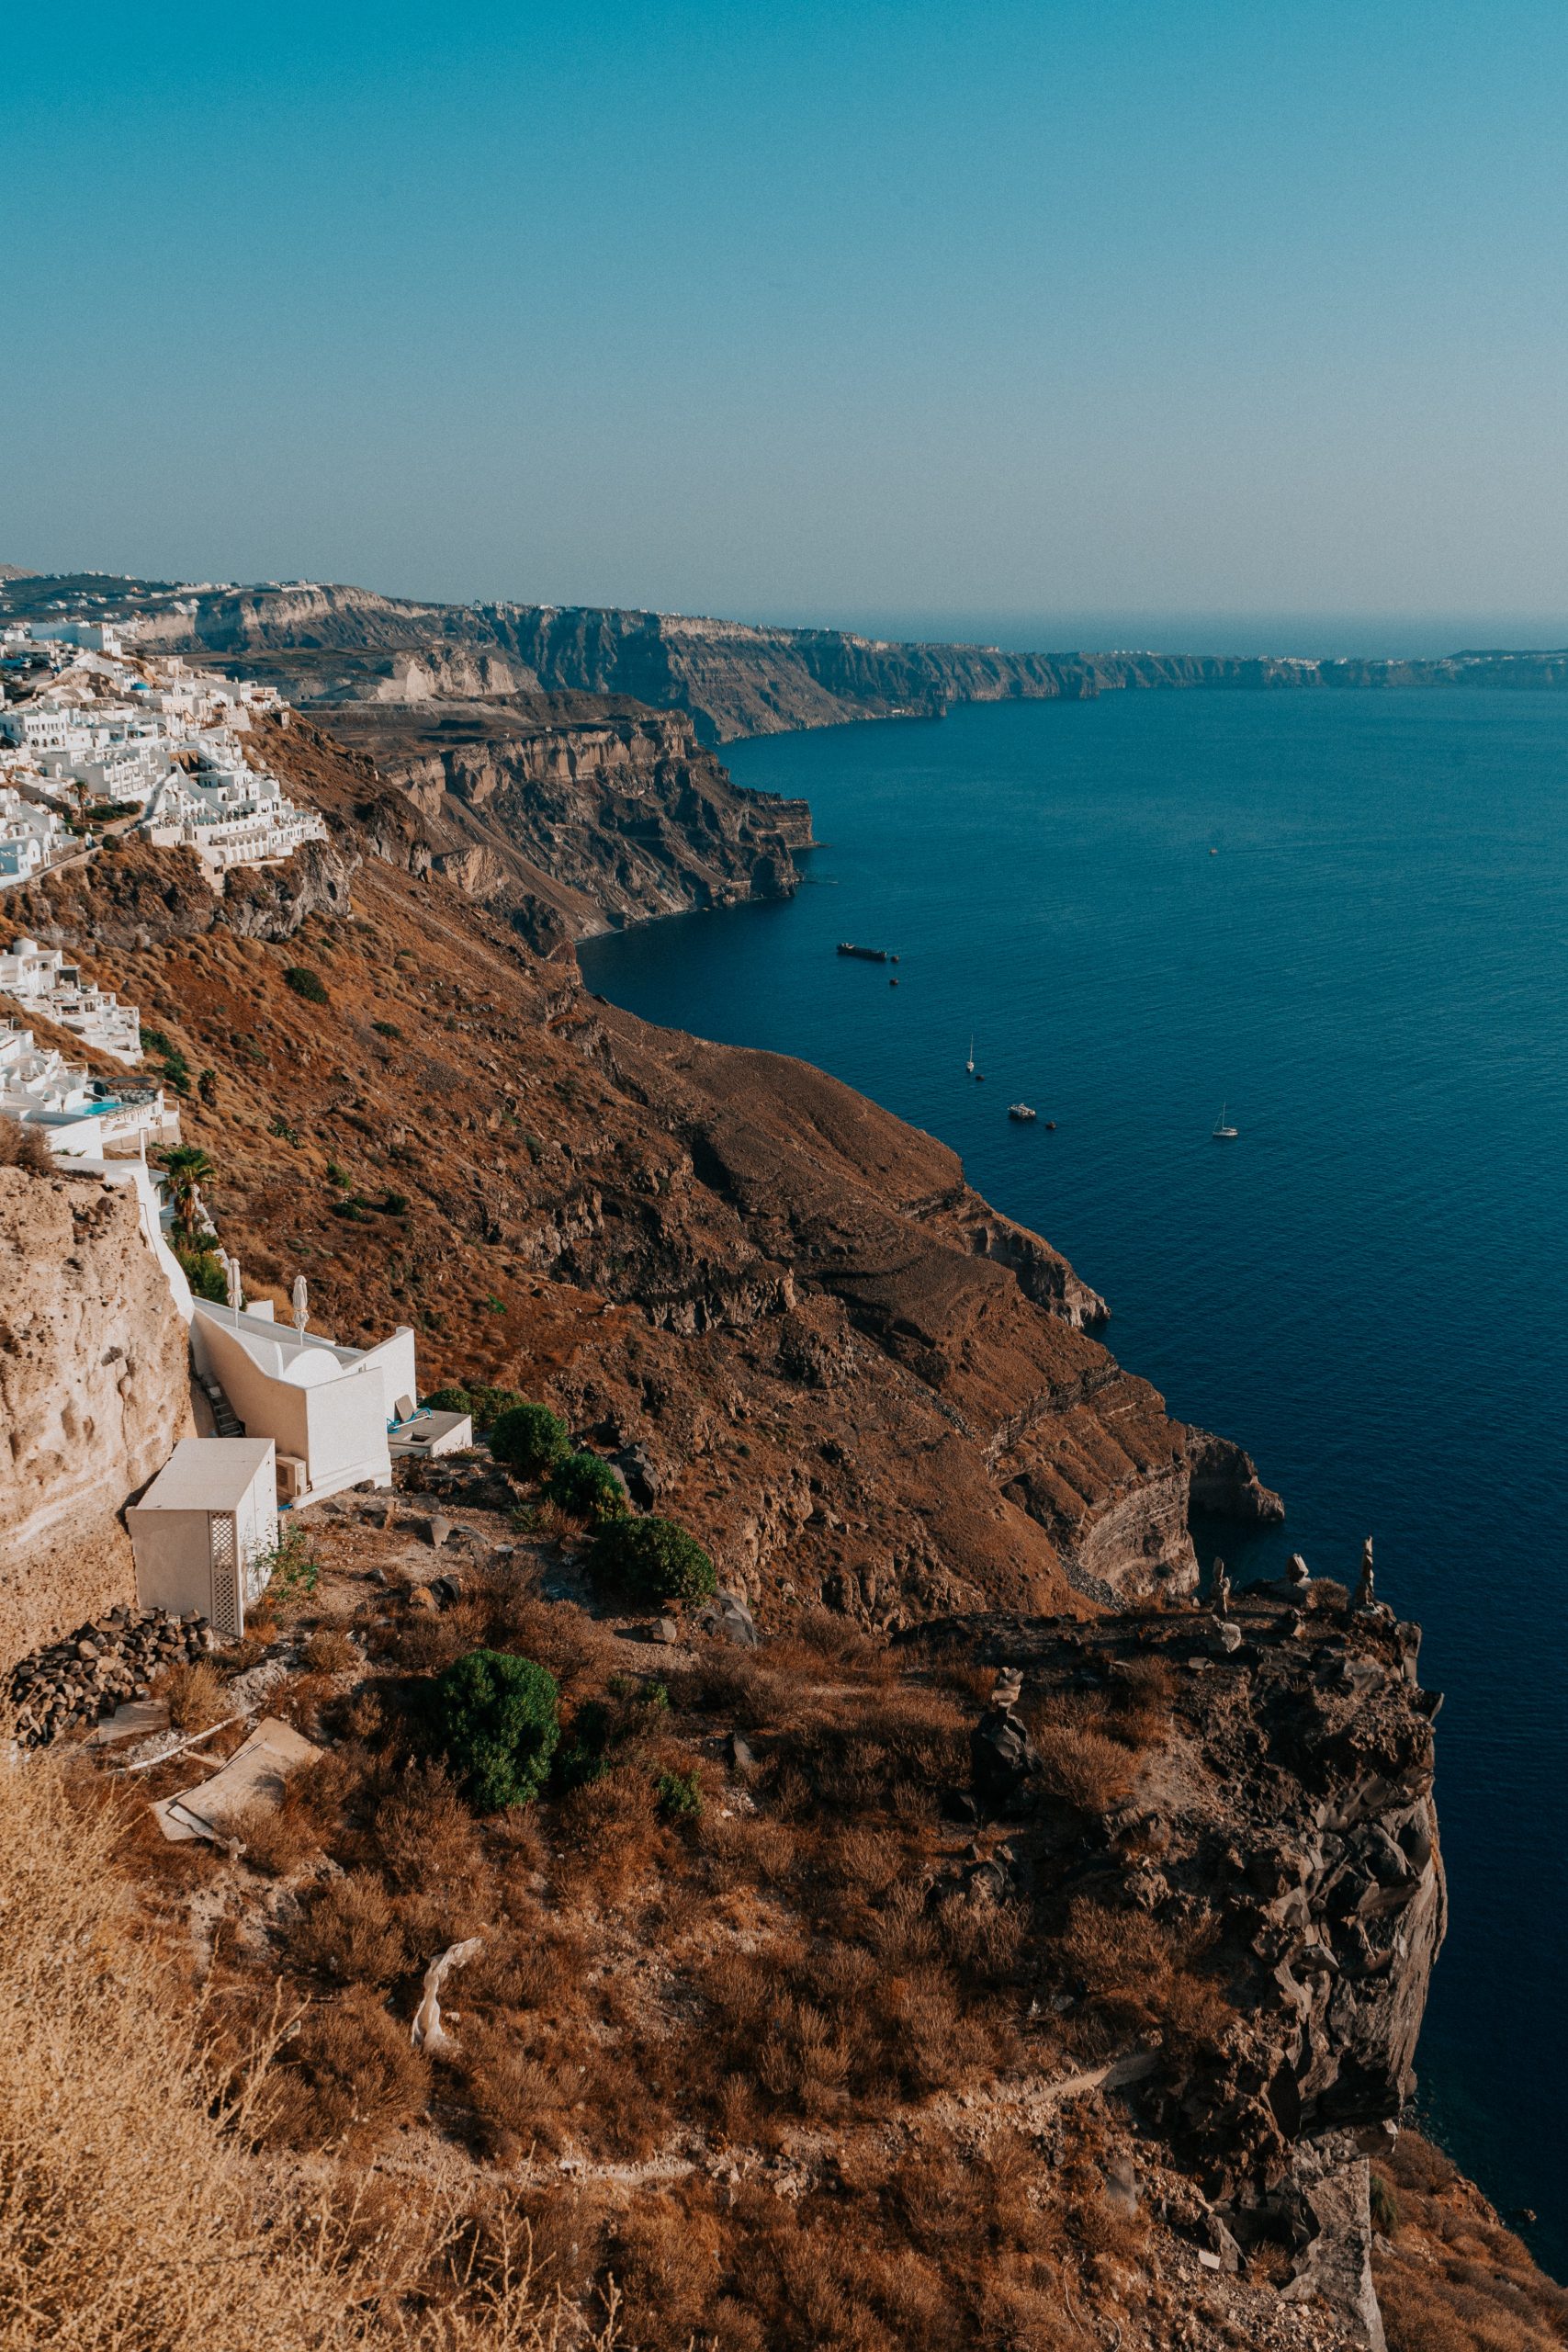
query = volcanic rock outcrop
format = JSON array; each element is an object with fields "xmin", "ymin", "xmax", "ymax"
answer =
[
  {"xmin": 12, "ymin": 569, "xmax": 1568, "ymax": 747},
  {"xmin": 914, "ymin": 1578, "xmax": 1446, "ymax": 2345},
  {"xmin": 323, "ymin": 695, "xmax": 812, "ymax": 944},
  {"xmin": 0, "ymin": 1166, "xmax": 194, "ymax": 1663}
]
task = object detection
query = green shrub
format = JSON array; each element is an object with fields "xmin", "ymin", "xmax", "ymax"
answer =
[
  {"xmin": 174, "ymin": 1245, "xmax": 227, "ymax": 1304},
  {"xmin": 141, "ymin": 1025, "xmax": 191, "ymax": 1095},
  {"xmin": 372, "ymin": 1021, "xmax": 401, "ymax": 1039},
  {"xmin": 423, "ymin": 1383, "xmax": 525, "ymax": 1433},
  {"xmin": 381, "ymin": 1191, "xmax": 410, "ymax": 1216},
  {"xmin": 257, "ymin": 1524, "xmax": 322, "ymax": 1608},
  {"xmin": 324, "ymin": 1159, "xmax": 351, "ymax": 1188},
  {"xmin": 491, "ymin": 1402, "xmax": 571, "ymax": 1482},
  {"xmin": 655, "ymin": 1768, "xmax": 704, "ymax": 1823},
  {"xmin": 544, "ymin": 1451, "xmax": 628, "ymax": 1526},
  {"xmin": 588, "ymin": 1514, "xmax": 716, "ymax": 1603},
  {"xmin": 432, "ymin": 1649, "xmax": 559, "ymax": 1811},
  {"xmin": 284, "ymin": 967, "xmax": 329, "ymax": 1005}
]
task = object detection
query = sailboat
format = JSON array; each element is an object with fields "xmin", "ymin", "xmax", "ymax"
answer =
[
  {"xmin": 965, "ymin": 1035, "xmax": 975, "ymax": 1075},
  {"xmin": 1212, "ymin": 1103, "xmax": 1239, "ymax": 1139}
]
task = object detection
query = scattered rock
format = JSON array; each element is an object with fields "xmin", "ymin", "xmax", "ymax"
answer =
[
  {"xmin": 698, "ymin": 1591, "xmax": 759, "ymax": 1648},
  {"xmin": 8, "ymin": 1607, "xmax": 214, "ymax": 1750},
  {"xmin": 615, "ymin": 1444, "xmax": 659, "ymax": 1509},
  {"xmin": 405, "ymin": 1584, "xmax": 436, "ymax": 1612},
  {"xmin": 726, "ymin": 1732, "xmax": 756, "ymax": 1773},
  {"xmin": 424, "ymin": 1514, "xmax": 454, "ymax": 1549},
  {"xmin": 971, "ymin": 1704, "xmax": 1037, "ymax": 1801},
  {"xmin": 640, "ymin": 1617, "xmax": 679, "ymax": 1645},
  {"xmin": 1103, "ymin": 2156, "xmax": 1140, "ymax": 2218}
]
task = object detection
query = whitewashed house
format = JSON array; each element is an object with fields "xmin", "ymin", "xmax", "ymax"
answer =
[
  {"xmin": 0, "ymin": 787, "xmax": 66, "ymax": 889},
  {"xmin": 0, "ymin": 1020, "xmax": 167, "ymax": 1155},
  {"xmin": 188, "ymin": 1306, "xmax": 420, "ymax": 1503},
  {"xmin": 0, "ymin": 937, "xmax": 143, "ymax": 1062},
  {"xmin": 140, "ymin": 733, "xmax": 326, "ymax": 879}
]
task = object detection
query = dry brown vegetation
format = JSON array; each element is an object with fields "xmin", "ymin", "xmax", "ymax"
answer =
[
  {"xmin": 160, "ymin": 1655, "xmax": 230, "ymax": 1730},
  {"xmin": 1374, "ymin": 2132, "xmax": 1568, "ymax": 2352},
  {"xmin": 107, "ymin": 1552, "xmax": 1190, "ymax": 2350},
  {"xmin": 0, "ymin": 1738, "xmax": 619, "ymax": 2350},
  {"xmin": 0, "ymin": 1119, "xmax": 51, "ymax": 1171}
]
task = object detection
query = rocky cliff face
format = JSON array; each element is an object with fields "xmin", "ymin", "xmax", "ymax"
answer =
[
  {"xmin": 0, "ymin": 1166, "xmax": 193, "ymax": 1665},
  {"xmin": 322, "ymin": 696, "xmax": 812, "ymax": 946},
  {"xmin": 12, "ymin": 571, "xmax": 1568, "ymax": 747},
  {"xmin": 916, "ymin": 1577, "xmax": 1446, "ymax": 2346}
]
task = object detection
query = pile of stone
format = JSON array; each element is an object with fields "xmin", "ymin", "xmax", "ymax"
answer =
[{"xmin": 9, "ymin": 1605, "xmax": 214, "ymax": 1749}]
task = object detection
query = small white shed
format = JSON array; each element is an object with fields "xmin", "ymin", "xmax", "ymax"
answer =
[{"xmin": 128, "ymin": 1438, "xmax": 278, "ymax": 1638}]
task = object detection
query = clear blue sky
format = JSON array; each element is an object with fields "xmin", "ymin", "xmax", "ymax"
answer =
[{"xmin": 6, "ymin": 1, "xmax": 1568, "ymax": 646}]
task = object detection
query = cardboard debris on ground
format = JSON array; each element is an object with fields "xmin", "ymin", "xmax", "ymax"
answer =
[
  {"xmin": 152, "ymin": 1715, "xmax": 321, "ymax": 1845},
  {"xmin": 85, "ymin": 1698, "xmax": 170, "ymax": 1747}
]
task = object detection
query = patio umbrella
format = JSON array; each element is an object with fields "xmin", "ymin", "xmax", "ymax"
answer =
[
  {"xmin": 226, "ymin": 1254, "xmax": 243, "ymax": 1325},
  {"xmin": 292, "ymin": 1274, "xmax": 308, "ymax": 1338}
]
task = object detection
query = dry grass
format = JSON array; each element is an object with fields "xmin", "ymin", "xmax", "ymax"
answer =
[
  {"xmin": 304, "ymin": 1627, "xmax": 361, "ymax": 1675},
  {"xmin": 161, "ymin": 1657, "xmax": 230, "ymax": 1731},
  {"xmin": 1029, "ymin": 1721, "xmax": 1136, "ymax": 1815},
  {"xmin": 1058, "ymin": 1895, "xmax": 1233, "ymax": 2052},
  {"xmin": 1374, "ymin": 2132, "xmax": 1568, "ymax": 2352},
  {"xmin": 0, "ymin": 1744, "xmax": 618, "ymax": 2349},
  {"xmin": 0, "ymin": 1122, "xmax": 51, "ymax": 1172}
]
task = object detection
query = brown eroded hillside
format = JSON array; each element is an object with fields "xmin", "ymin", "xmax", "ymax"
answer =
[{"xmin": 9, "ymin": 716, "xmax": 1276, "ymax": 1625}]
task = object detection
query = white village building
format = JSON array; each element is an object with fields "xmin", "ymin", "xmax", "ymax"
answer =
[
  {"xmin": 0, "ymin": 937, "xmax": 142, "ymax": 1061},
  {"xmin": 188, "ymin": 1306, "xmax": 424, "ymax": 1506},
  {"xmin": 0, "ymin": 1019, "xmax": 169, "ymax": 1156},
  {"xmin": 127, "ymin": 1437, "xmax": 279, "ymax": 1638},
  {"xmin": 0, "ymin": 786, "xmax": 67, "ymax": 888},
  {"xmin": 140, "ymin": 731, "xmax": 326, "ymax": 879}
]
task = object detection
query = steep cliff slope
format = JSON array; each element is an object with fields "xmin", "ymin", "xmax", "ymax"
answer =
[
  {"xmin": 10, "ymin": 571, "xmax": 1568, "ymax": 745},
  {"xmin": 322, "ymin": 696, "xmax": 812, "ymax": 945},
  {"xmin": 0, "ymin": 1165, "xmax": 193, "ymax": 1662},
  {"xmin": 8, "ymin": 718, "xmax": 1275, "ymax": 1626}
]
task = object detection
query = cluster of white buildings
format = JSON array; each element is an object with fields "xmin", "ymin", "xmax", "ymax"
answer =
[
  {"xmin": 0, "ymin": 938, "xmax": 169, "ymax": 1159},
  {"xmin": 0, "ymin": 1018, "xmax": 171, "ymax": 1159},
  {"xmin": 0, "ymin": 936, "xmax": 142, "ymax": 1060},
  {"xmin": 0, "ymin": 615, "xmax": 326, "ymax": 888}
]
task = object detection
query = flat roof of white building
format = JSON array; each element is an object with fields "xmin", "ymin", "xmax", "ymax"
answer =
[{"xmin": 136, "ymin": 1436, "xmax": 275, "ymax": 1511}]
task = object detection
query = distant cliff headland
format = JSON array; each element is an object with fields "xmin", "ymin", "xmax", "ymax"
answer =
[{"xmin": 6, "ymin": 569, "xmax": 1568, "ymax": 745}]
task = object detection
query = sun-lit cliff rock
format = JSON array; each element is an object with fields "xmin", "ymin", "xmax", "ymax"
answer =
[{"xmin": 0, "ymin": 1165, "xmax": 193, "ymax": 1663}]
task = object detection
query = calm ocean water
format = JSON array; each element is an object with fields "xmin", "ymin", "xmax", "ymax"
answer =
[{"xmin": 580, "ymin": 689, "xmax": 1568, "ymax": 2264}]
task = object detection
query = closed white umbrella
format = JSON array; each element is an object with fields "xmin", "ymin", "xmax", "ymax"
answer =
[
  {"xmin": 291, "ymin": 1274, "xmax": 308, "ymax": 1338},
  {"xmin": 225, "ymin": 1255, "xmax": 243, "ymax": 1326}
]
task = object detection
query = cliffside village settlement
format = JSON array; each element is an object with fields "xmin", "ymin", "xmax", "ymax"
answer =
[
  {"xmin": 0, "ymin": 612, "xmax": 324, "ymax": 887},
  {"xmin": 2, "ymin": 612, "xmax": 468, "ymax": 1691}
]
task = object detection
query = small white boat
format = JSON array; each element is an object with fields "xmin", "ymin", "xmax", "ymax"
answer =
[
  {"xmin": 965, "ymin": 1035, "xmax": 976, "ymax": 1074},
  {"xmin": 1213, "ymin": 1102, "xmax": 1239, "ymax": 1139},
  {"xmin": 1009, "ymin": 1102, "xmax": 1037, "ymax": 1123}
]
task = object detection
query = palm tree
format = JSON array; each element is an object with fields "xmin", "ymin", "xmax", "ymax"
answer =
[{"xmin": 155, "ymin": 1145, "xmax": 215, "ymax": 1242}]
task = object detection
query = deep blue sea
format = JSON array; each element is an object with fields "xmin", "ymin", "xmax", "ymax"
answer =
[{"xmin": 580, "ymin": 688, "xmax": 1568, "ymax": 2266}]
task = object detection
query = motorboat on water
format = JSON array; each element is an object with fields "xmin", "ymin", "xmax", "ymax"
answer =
[{"xmin": 1009, "ymin": 1102, "xmax": 1036, "ymax": 1123}]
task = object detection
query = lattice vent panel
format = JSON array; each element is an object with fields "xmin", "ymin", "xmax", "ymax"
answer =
[{"xmin": 209, "ymin": 1514, "xmax": 240, "ymax": 1639}]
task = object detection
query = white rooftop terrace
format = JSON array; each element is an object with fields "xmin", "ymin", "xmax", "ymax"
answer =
[{"xmin": 188, "ymin": 1306, "xmax": 419, "ymax": 1504}]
